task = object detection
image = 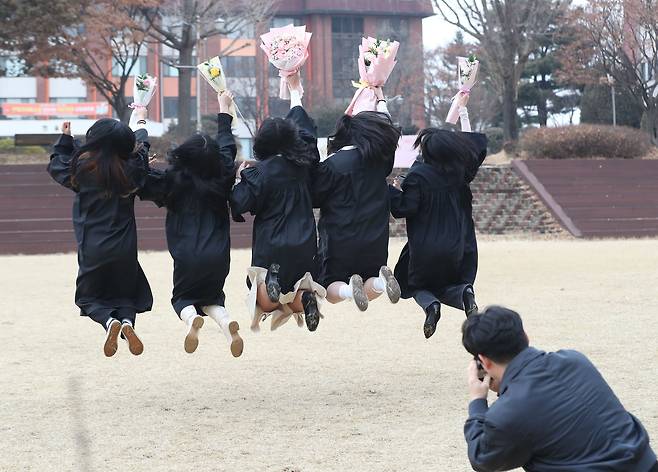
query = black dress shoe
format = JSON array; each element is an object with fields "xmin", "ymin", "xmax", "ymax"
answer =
[
  {"xmin": 265, "ymin": 263, "xmax": 281, "ymax": 303},
  {"xmin": 302, "ymin": 291, "xmax": 321, "ymax": 332},
  {"xmin": 463, "ymin": 288, "xmax": 478, "ymax": 317},
  {"xmin": 424, "ymin": 302, "xmax": 441, "ymax": 339}
]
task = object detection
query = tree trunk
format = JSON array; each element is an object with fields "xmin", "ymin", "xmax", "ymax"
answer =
[
  {"xmin": 113, "ymin": 86, "xmax": 131, "ymax": 123},
  {"xmin": 502, "ymin": 80, "xmax": 519, "ymax": 144},
  {"xmin": 641, "ymin": 106, "xmax": 658, "ymax": 146},
  {"xmin": 177, "ymin": 46, "xmax": 194, "ymax": 136}
]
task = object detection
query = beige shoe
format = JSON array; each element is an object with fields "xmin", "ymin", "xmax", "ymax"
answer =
[
  {"xmin": 220, "ymin": 319, "xmax": 243, "ymax": 358},
  {"xmin": 184, "ymin": 315, "xmax": 204, "ymax": 354},
  {"xmin": 121, "ymin": 321, "xmax": 144, "ymax": 356},
  {"xmin": 103, "ymin": 319, "xmax": 121, "ymax": 357}
]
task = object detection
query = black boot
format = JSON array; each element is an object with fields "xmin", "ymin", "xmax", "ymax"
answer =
[
  {"xmin": 423, "ymin": 302, "xmax": 441, "ymax": 339},
  {"xmin": 265, "ymin": 263, "xmax": 281, "ymax": 303},
  {"xmin": 463, "ymin": 288, "xmax": 478, "ymax": 317},
  {"xmin": 302, "ymin": 291, "xmax": 321, "ymax": 332}
]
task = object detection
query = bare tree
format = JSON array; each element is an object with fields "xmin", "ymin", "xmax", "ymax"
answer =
[
  {"xmin": 8, "ymin": 0, "xmax": 153, "ymax": 122},
  {"xmin": 562, "ymin": 0, "xmax": 658, "ymax": 144},
  {"xmin": 434, "ymin": 0, "xmax": 570, "ymax": 144},
  {"xmin": 140, "ymin": 0, "xmax": 273, "ymax": 136},
  {"xmin": 424, "ymin": 32, "xmax": 501, "ymax": 130}
]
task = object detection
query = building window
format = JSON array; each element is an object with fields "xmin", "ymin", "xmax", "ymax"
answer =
[
  {"xmin": 226, "ymin": 23, "xmax": 256, "ymax": 39},
  {"xmin": 49, "ymin": 97, "xmax": 85, "ymax": 103},
  {"xmin": 223, "ymin": 56, "xmax": 256, "ymax": 78},
  {"xmin": 331, "ymin": 16, "xmax": 364, "ymax": 99},
  {"xmin": 377, "ymin": 18, "xmax": 410, "ymax": 42},
  {"xmin": 272, "ymin": 17, "xmax": 303, "ymax": 28},
  {"xmin": 112, "ymin": 56, "xmax": 147, "ymax": 77},
  {"xmin": 163, "ymin": 97, "xmax": 197, "ymax": 119}
]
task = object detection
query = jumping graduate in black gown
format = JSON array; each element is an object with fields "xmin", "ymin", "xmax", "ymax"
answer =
[
  {"xmin": 389, "ymin": 127, "xmax": 488, "ymax": 338},
  {"xmin": 47, "ymin": 112, "xmax": 153, "ymax": 357},
  {"xmin": 230, "ymin": 75, "xmax": 325, "ymax": 332},
  {"xmin": 139, "ymin": 91, "xmax": 243, "ymax": 356},
  {"xmin": 312, "ymin": 90, "xmax": 402, "ymax": 312}
]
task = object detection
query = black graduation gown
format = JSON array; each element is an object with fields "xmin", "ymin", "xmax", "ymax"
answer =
[
  {"xmin": 312, "ymin": 146, "xmax": 394, "ymax": 287},
  {"xmin": 389, "ymin": 132, "xmax": 487, "ymax": 310},
  {"xmin": 139, "ymin": 114, "xmax": 236, "ymax": 315},
  {"xmin": 229, "ymin": 106, "xmax": 319, "ymax": 293},
  {"xmin": 47, "ymin": 130, "xmax": 153, "ymax": 327}
]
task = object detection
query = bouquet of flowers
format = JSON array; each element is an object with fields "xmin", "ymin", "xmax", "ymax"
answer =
[
  {"xmin": 128, "ymin": 73, "xmax": 157, "ymax": 129},
  {"xmin": 260, "ymin": 24, "xmax": 312, "ymax": 99},
  {"xmin": 446, "ymin": 54, "xmax": 480, "ymax": 129},
  {"xmin": 345, "ymin": 37, "xmax": 400, "ymax": 116},
  {"xmin": 197, "ymin": 56, "xmax": 238, "ymax": 126}
]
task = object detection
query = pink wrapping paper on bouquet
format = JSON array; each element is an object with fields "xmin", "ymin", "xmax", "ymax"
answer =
[
  {"xmin": 345, "ymin": 37, "xmax": 400, "ymax": 116},
  {"xmin": 260, "ymin": 24, "xmax": 312, "ymax": 100},
  {"xmin": 446, "ymin": 55, "xmax": 479, "ymax": 125}
]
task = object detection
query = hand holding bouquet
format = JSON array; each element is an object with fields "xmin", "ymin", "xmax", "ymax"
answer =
[
  {"xmin": 198, "ymin": 56, "xmax": 238, "ymax": 126},
  {"xmin": 446, "ymin": 54, "xmax": 479, "ymax": 128},
  {"xmin": 260, "ymin": 24, "xmax": 312, "ymax": 100},
  {"xmin": 346, "ymin": 37, "xmax": 400, "ymax": 116},
  {"xmin": 129, "ymin": 73, "xmax": 157, "ymax": 129}
]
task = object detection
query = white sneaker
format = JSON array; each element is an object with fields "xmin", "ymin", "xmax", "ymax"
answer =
[
  {"xmin": 379, "ymin": 266, "xmax": 401, "ymax": 303},
  {"xmin": 349, "ymin": 274, "xmax": 368, "ymax": 312},
  {"xmin": 120, "ymin": 320, "xmax": 144, "ymax": 356},
  {"xmin": 104, "ymin": 319, "xmax": 121, "ymax": 357},
  {"xmin": 184, "ymin": 315, "xmax": 204, "ymax": 354}
]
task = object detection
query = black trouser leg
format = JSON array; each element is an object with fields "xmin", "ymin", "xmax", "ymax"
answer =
[
  {"xmin": 85, "ymin": 309, "xmax": 116, "ymax": 331},
  {"xmin": 437, "ymin": 284, "xmax": 473, "ymax": 311},
  {"xmin": 413, "ymin": 290, "xmax": 440, "ymax": 311}
]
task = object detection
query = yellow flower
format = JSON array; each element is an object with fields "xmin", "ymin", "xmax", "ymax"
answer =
[{"xmin": 209, "ymin": 67, "xmax": 221, "ymax": 78}]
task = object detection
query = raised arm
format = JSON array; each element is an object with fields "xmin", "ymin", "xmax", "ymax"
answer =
[
  {"xmin": 47, "ymin": 121, "xmax": 77, "ymax": 191},
  {"xmin": 217, "ymin": 91, "xmax": 238, "ymax": 191},
  {"xmin": 285, "ymin": 74, "xmax": 321, "ymax": 163},
  {"xmin": 126, "ymin": 107, "xmax": 151, "ymax": 189},
  {"xmin": 229, "ymin": 165, "xmax": 263, "ymax": 220},
  {"xmin": 389, "ymin": 171, "xmax": 421, "ymax": 218},
  {"xmin": 462, "ymin": 132, "xmax": 488, "ymax": 183}
]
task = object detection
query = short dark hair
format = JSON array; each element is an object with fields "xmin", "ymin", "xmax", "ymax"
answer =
[
  {"xmin": 461, "ymin": 306, "xmax": 529, "ymax": 363},
  {"xmin": 327, "ymin": 111, "xmax": 401, "ymax": 164}
]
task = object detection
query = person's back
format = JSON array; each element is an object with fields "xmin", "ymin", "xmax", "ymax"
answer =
[
  {"xmin": 318, "ymin": 147, "xmax": 391, "ymax": 253},
  {"xmin": 46, "ymin": 116, "xmax": 152, "ymax": 357},
  {"xmin": 244, "ymin": 154, "xmax": 317, "ymax": 285},
  {"xmin": 462, "ymin": 306, "xmax": 656, "ymax": 472}
]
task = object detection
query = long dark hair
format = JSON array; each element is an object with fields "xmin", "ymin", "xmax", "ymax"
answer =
[
  {"xmin": 414, "ymin": 128, "xmax": 478, "ymax": 174},
  {"xmin": 253, "ymin": 117, "xmax": 315, "ymax": 166},
  {"xmin": 71, "ymin": 118, "xmax": 139, "ymax": 196},
  {"xmin": 165, "ymin": 133, "xmax": 229, "ymax": 212},
  {"xmin": 327, "ymin": 111, "xmax": 401, "ymax": 164}
]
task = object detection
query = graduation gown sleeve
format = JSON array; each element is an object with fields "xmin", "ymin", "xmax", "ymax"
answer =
[
  {"xmin": 310, "ymin": 161, "xmax": 344, "ymax": 208},
  {"xmin": 462, "ymin": 132, "xmax": 488, "ymax": 183},
  {"xmin": 47, "ymin": 134, "xmax": 77, "ymax": 191},
  {"xmin": 216, "ymin": 112, "xmax": 238, "ymax": 193},
  {"xmin": 389, "ymin": 172, "xmax": 422, "ymax": 219},
  {"xmin": 286, "ymin": 106, "xmax": 320, "ymax": 163},
  {"xmin": 230, "ymin": 166, "xmax": 264, "ymax": 218}
]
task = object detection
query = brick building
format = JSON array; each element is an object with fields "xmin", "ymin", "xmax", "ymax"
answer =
[{"xmin": 0, "ymin": 0, "xmax": 433, "ymax": 137}]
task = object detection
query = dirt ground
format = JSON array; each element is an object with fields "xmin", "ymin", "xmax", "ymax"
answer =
[{"xmin": 1, "ymin": 238, "xmax": 657, "ymax": 472}]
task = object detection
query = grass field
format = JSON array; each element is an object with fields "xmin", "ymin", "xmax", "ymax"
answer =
[{"xmin": 1, "ymin": 238, "xmax": 657, "ymax": 471}]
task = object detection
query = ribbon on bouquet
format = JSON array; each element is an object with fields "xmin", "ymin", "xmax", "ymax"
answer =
[
  {"xmin": 345, "ymin": 79, "xmax": 379, "ymax": 116},
  {"xmin": 446, "ymin": 88, "xmax": 472, "ymax": 125},
  {"xmin": 278, "ymin": 69, "xmax": 304, "ymax": 100},
  {"xmin": 129, "ymin": 103, "xmax": 146, "ymax": 109}
]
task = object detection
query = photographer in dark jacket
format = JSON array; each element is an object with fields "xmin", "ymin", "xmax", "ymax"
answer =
[{"xmin": 462, "ymin": 306, "xmax": 657, "ymax": 472}]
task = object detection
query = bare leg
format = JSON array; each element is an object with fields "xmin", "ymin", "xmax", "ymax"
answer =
[
  {"xmin": 257, "ymin": 282, "xmax": 281, "ymax": 313},
  {"xmin": 288, "ymin": 290, "xmax": 306, "ymax": 313},
  {"xmin": 326, "ymin": 281, "xmax": 348, "ymax": 304},
  {"xmin": 364, "ymin": 277, "xmax": 384, "ymax": 301}
]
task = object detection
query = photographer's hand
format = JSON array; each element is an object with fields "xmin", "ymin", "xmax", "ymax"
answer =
[{"xmin": 467, "ymin": 359, "xmax": 490, "ymax": 401}]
